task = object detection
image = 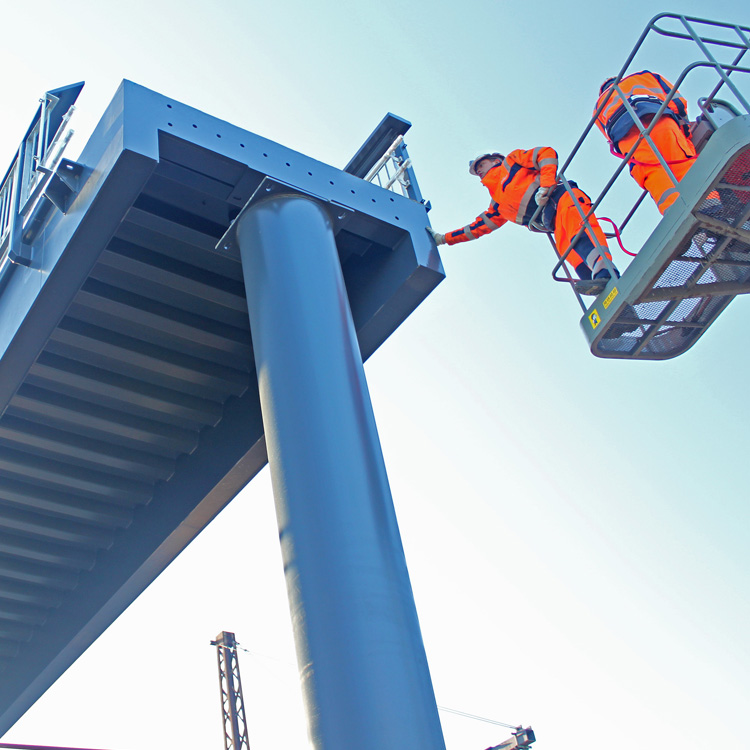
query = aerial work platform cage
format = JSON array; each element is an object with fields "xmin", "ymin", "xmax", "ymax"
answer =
[{"xmin": 549, "ymin": 13, "xmax": 750, "ymax": 360}]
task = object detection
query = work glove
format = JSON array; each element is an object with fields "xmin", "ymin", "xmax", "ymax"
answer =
[
  {"xmin": 535, "ymin": 186, "xmax": 552, "ymax": 206},
  {"xmin": 426, "ymin": 226, "xmax": 446, "ymax": 246}
]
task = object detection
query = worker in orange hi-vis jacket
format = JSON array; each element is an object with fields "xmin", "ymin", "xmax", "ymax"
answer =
[
  {"xmin": 594, "ymin": 71, "xmax": 698, "ymax": 215},
  {"xmin": 427, "ymin": 149, "xmax": 619, "ymax": 296}
]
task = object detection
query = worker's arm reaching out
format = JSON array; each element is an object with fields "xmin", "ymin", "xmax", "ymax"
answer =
[{"xmin": 429, "ymin": 204, "xmax": 508, "ymax": 246}]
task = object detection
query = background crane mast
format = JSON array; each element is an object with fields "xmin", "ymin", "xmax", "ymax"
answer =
[{"xmin": 212, "ymin": 631, "xmax": 250, "ymax": 750}]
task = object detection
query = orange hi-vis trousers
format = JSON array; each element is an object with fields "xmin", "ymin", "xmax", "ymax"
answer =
[
  {"xmin": 618, "ymin": 116, "xmax": 697, "ymax": 214},
  {"xmin": 553, "ymin": 187, "xmax": 613, "ymax": 279}
]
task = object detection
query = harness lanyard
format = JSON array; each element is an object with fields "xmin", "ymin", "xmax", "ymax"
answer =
[{"xmin": 598, "ymin": 217, "xmax": 636, "ymax": 257}]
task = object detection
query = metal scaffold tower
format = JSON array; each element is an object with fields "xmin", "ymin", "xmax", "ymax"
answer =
[{"xmin": 212, "ymin": 631, "xmax": 250, "ymax": 750}]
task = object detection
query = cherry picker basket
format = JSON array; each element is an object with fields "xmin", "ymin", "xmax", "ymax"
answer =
[{"xmin": 550, "ymin": 13, "xmax": 750, "ymax": 359}]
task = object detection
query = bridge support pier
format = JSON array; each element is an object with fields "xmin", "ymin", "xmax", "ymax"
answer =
[{"xmin": 236, "ymin": 193, "xmax": 445, "ymax": 750}]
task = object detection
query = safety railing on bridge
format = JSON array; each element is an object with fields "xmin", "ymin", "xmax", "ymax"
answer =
[
  {"xmin": 343, "ymin": 112, "xmax": 428, "ymax": 208},
  {"xmin": 0, "ymin": 86, "xmax": 79, "ymax": 272},
  {"xmin": 362, "ymin": 134, "xmax": 416, "ymax": 196}
]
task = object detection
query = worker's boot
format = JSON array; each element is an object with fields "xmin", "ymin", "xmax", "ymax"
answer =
[{"xmin": 574, "ymin": 269, "xmax": 617, "ymax": 296}]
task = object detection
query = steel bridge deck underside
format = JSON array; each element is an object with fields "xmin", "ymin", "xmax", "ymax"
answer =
[{"xmin": 0, "ymin": 81, "xmax": 443, "ymax": 732}]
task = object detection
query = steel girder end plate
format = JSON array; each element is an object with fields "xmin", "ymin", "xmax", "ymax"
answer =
[{"xmin": 216, "ymin": 176, "xmax": 357, "ymax": 258}]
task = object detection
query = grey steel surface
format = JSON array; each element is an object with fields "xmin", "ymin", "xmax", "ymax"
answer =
[
  {"xmin": 0, "ymin": 80, "xmax": 443, "ymax": 732},
  {"xmin": 235, "ymin": 194, "xmax": 445, "ymax": 749},
  {"xmin": 343, "ymin": 113, "xmax": 411, "ymax": 179}
]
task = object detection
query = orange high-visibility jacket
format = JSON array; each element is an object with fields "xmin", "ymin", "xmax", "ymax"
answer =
[
  {"xmin": 445, "ymin": 147, "xmax": 558, "ymax": 245},
  {"xmin": 594, "ymin": 70, "xmax": 690, "ymax": 154}
]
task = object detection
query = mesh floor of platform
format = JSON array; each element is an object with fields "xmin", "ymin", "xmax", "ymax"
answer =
[{"xmin": 595, "ymin": 146, "xmax": 750, "ymax": 359}]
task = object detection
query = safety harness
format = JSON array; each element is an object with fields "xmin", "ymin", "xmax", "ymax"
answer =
[{"xmin": 601, "ymin": 70, "xmax": 691, "ymax": 155}]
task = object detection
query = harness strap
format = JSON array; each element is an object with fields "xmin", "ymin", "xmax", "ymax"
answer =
[
  {"xmin": 651, "ymin": 71, "xmax": 687, "ymax": 119},
  {"xmin": 627, "ymin": 155, "xmax": 697, "ymax": 168}
]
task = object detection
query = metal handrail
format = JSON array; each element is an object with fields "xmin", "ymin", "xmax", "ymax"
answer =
[
  {"xmin": 364, "ymin": 134, "xmax": 423, "ymax": 202},
  {"xmin": 0, "ymin": 96, "xmax": 75, "ymax": 267}
]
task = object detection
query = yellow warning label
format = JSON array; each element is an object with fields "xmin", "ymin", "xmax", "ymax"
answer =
[
  {"xmin": 603, "ymin": 286, "xmax": 619, "ymax": 309},
  {"xmin": 589, "ymin": 309, "xmax": 601, "ymax": 329}
]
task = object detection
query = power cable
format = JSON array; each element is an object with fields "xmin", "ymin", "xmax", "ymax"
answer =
[
  {"xmin": 437, "ymin": 706, "xmax": 519, "ymax": 730},
  {"xmin": 220, "ymin": 642, "xmax": 524, "ymax": 731}
]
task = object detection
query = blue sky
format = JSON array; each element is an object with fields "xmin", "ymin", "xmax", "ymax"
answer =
[{"xmin": 0, "ymin": 1, "xmax": 748, "ymax": 749}]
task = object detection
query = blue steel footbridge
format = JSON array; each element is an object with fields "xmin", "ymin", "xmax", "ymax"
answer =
[{"xmin": 0, "ymin": 79, "xmax": 445, "ymax": 747}]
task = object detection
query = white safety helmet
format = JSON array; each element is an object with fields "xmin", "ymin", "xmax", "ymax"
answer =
[
  {"xmin": 468, "ymin": 152, "xmax": 504, "ymax": 176},
  {"xmin": 599, "ymin": 76, "xmax": 617, "ymax": 94}
]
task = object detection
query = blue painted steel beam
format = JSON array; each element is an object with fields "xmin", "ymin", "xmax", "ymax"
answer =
[{"xmin": 343, "ymin": 112, "xmax": 411, "ymax": 178}]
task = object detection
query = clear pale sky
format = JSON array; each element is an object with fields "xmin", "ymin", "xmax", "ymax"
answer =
[{"xmin": 0, "ymin": 1, "xmax": 748, "ymax": 749}]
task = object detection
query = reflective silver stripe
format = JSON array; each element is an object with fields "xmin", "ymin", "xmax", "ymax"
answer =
[
  {"xmin": 538, "ymin": 157, "xmax": 558, "ymax": 168},
  {"xmin": 481, "ymin": 213, "xmax": 497, "ymax": 229},
  {"xmin": 585, "ymin": 247, "xmax": 608, "ymax": 276},
  {"xmin": 515, "ymin": 179, "xmax": 540, "ymax": 224},
  {"xmin": 657, "ymin": 186, "xmax": 679, "ymax": 208},
  {"xmin": 531, "ymin": 147, "xmax": 541, "ymax": 168},
  {"xmin": 463, "ymin": 226, "xmax": 475, "ymax": 240},
  {"xmin": 590, "ymin": 255, "xmax": 609, "ymax": 276},
  {"xmin": 636, "ymin": 83, "xmax": 674, "ymax": 99},
  {"xmin": 602, "ymin": 79, "xmax": 684, "ymax": 120}
]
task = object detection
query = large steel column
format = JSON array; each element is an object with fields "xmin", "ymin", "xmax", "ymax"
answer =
[{"xmin": 236, "ymin": 193, "xmax": 445, "ymax": 750}]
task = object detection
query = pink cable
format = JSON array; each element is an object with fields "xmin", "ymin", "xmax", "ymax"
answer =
[{"xmin": 599, "ymin": 217, "xmax": 637, "ymax": 257}]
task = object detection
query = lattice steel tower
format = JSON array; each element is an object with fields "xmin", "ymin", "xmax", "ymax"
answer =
[{"xmin": 212, "ymin": 631, "xmax": 250, "ymax": 750}]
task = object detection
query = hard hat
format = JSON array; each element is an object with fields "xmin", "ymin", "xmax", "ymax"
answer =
[
  {"xmin": 599, "ymin": 76, "xmax": 617, "ymax": 94},
  {"xmin": 469, "ymin": 152, "xmax": 504, "ymax": 175}
]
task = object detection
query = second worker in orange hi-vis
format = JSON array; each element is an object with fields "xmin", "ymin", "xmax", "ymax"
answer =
[
  {"xmin": 594, "ymin": 70, "xmax": 697, "ymax": 215},
  {"xmin": 427, "ymin": 148, "xmax": 619, "ymax": 296}
]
